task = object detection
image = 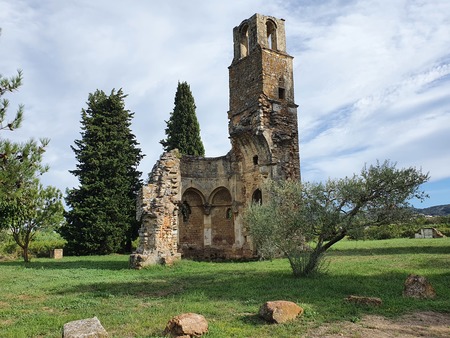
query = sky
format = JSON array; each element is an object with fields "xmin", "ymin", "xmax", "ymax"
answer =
[{"xmin": 1, "ymin": 0, "xmax": 449, "ymax": 208}]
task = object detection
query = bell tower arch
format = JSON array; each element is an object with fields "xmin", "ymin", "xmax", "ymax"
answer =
[{"xmin": 228, "ymin": 14, "xmax": 300, "ymax": 182}]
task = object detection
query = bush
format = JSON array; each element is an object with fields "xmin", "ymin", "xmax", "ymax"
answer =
[
  {"xmin": 365, "ymin": 225, "xmax": 399, "ymax": 240},
  {"xmin": 29, "ymin": 231, "xmax": 66, "ymax": 257},
  {"xmin": 0, "ymin": 230, "xmax": 21, "ymax": 259},
  {"xmin": 348, "ymin": 223, "xmax": 419, "ymax": 240},
  {"xmin": 0, "ymin": 229, "xmax": 66, "ymax": 259},
  {"xmin": 434, "ymin": 225, "xmax": 450, "ymax": 237}
]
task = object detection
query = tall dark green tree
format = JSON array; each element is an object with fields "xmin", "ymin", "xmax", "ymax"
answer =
[
  {"xmin": 160, "ymin": 81, "xmax": 205, "ymax": 156},
  {"xmin": 61, "ymin": 89, "xmax": 144, "ymax": 255}
]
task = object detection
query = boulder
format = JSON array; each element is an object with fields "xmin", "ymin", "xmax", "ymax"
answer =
[
  {"xmin": 403, "ymin": 274, "xmax": 436, "ymax": 299},
  {"xmin": 259, "ymin": 300, "xmax": 304, "ymax": 324},
  {"xmin": 164, "ymin": 313, "xmax": 208, "ymax": 337},
  {"xmin": 63, "ymin": 316, "xmax": 108, "ymax": 337},
  {"xmin": 345, "ymin": 295, "xmax": 383, "ymax": 306}
]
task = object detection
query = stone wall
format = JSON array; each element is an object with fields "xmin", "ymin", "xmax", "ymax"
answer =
[
  {"xmin": 130, "ymin": 150, "xmax": 182, "ymax": 268},
  {"xmin": 179, "ymin": 155, "xmax": 252, "ymax": 260}
]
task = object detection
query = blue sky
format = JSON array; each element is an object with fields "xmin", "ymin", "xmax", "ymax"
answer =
[{"xmin": 1, "ymin": 0, "xmax": 449, "ymax": 208}]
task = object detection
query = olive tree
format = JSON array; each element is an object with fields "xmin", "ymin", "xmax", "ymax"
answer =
[{"xmin": 245, "ymin": 160, "xmax": 429, "ymax": 277}]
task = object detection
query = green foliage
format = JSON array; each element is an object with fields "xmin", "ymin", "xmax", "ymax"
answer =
[
  {"xmin": 417, "ymin": 215, "xmax": 450, "ymax": 226},
  {"xmin": 29, "ymin": 231, "xmax": 66, "ymax": 258},
  {"xmin": 1, "ymin": 229, "xmax": 66, "ymax": 259},
  {"xmin": 0, "ymin": 238, "xmax": 448, "ymax": 337},
  {"xmin": 0, "ymin": 139, "xmax": 50, "ymax": 226},
  {"xmin": 0, "ymin": 230, "xmax": 21, "ymax": 259},
  {"xmin": 2, "ymin": 182, "xmax": 64, "ymax": 262},
  {"xmin": 245, "ymin": 160, "xmax": 429, "ymax": 277},
  {"xmin": 364, "ymin": 224, "xmax": 413, "ymax": 240},
  {"xmin": 348, "ymin": 223, "xmax": 418, "ymax": 240},
  {"xmin": 61, "ymin": 89, "xmax": 144, "ymax": 255},
  {"xmin": 348, "ymin": 214, "xmax": 450, "ymax": 240},
  {"xmin": 160, "ymin": 81, "xmax": 205, "ymax": 156},
  {"xmin": 0, "ymin": 69, "xmax": 24, "ymax": 132},
  {"xmin": 245, "ymin": 180, "xmax": 305, "ymax": 260},
  {"xmin": 0, "ymin": 69, "xmax": 45, "ymax": 222},
  {"xmin": 0, "ymin": 64, "xmax": 63, "ymax": 262}
]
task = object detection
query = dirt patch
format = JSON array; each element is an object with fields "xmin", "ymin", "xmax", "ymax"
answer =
[{"xmin": 306, "ymin": 311, "xmax": 450, "ymax": 338}]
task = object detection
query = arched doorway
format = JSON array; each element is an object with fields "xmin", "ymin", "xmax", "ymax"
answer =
[
  {"xmin": 179, "ymin": 188, "xmax": 205, "ymax": 254},
  {"xmin": 210, "ymin": 187, "xmax": 234, "ymax": 250}
]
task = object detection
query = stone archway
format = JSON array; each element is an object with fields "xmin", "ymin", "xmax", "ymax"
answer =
[
  {"xmin": 210, "ymin": 187, "xmax": 234, "ymax": 252},
  {"xmin": 179, "ymin": 188, "xmax": 205, "ymax": 257}
]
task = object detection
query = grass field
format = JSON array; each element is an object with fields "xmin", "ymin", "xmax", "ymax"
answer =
[{"xmin": 0, "ymin": 237, "xmax": 449, "ymax": 337}]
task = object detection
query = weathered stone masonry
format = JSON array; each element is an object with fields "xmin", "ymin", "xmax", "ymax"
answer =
[
  {"xmin": 130, "ymin": 14, "xmax": 300, "ymax": 268},
  {"xmin": 129, "ymin": 151, "xmax": 181, "ymax": 267}
]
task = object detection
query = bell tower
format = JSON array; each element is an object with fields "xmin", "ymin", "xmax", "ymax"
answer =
[{"xmin": 228, "ymin": 14, "xmax": 300, "ymax": 182}]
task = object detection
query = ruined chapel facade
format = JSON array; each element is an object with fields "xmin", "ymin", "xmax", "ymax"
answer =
[{"xmin": 130, "ymin": 14, "xmax": 300, "ymax": 268}]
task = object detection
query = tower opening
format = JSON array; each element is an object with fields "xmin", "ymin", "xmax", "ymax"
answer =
[
  {"xmin": 240, "ymin": 24, "xmax": 249, "ymax": 58},
  {"xmin": 266, "ymin": 19, "xmax": 277, "ymax": 50}
]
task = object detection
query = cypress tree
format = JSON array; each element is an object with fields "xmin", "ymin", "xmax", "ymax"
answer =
[
  {"xmin": 61, "ymin": 89, "xmax": 144, "ymax": 255},
  {"xmin": 160, "ymin": 81, "xmax": 205, "ymax": 156}
]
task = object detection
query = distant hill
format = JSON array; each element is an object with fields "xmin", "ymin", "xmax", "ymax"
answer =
[{"xmin": 414, "ymin": 204, "xmax": 450, "ymax": 216}]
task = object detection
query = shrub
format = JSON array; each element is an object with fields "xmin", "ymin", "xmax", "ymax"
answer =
[
  {"xmin": 0, "ymin": 231, "xmax": 22, "ymax": 259},
  {"xmin": 29, "ymin": 231, "xmax": 66, "ymax": 257},
  {"xmin": 434, "ymin": 225, "xmax": 450, "ymax": 237},
  {"xmin": 348, "ymin": 223, "xmax": 419, "ymax": 240}
]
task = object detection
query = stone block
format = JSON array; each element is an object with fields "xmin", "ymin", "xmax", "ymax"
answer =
[
  {"xmin": 50, "ymin": 249, "xmax": 63, "ymax": 259},
  {"xmin": 63, "ymin": 317, "xmax": 108, "ymax": 337},
  {"xmin": 259, "ymin": 300, "xmax": 303, "ymax": 324},
  {"xmin": 164, "ymin": 313, "xmax": 208, "ymax": 337}
]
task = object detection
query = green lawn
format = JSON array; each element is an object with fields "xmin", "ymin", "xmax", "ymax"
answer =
[{"xmin": 0, "ymin": 238, "xmax": 449, "ymax": 337}]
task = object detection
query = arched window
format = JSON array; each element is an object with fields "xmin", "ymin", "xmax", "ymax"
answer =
[
  {"xmin": 252, "ymin": 189, "xmax": 262, "ymax": 205},
  {"xmin": 226, "ymin": 208, "xmax": 233, "ymax": 219},
  {"xmin": 253, "ymin": 155, "xmax": 259, "ymax": 165},
  {"xmin": 240, "ymin": 24, "xmax": 249, "ymax": 58},
  {"xmin": 181, "ymin": 201, "xmax": 191, "ymax": 223},
  {"xmin": 266, "ymin": 20, "xmax": 277, "ymax": 50}
]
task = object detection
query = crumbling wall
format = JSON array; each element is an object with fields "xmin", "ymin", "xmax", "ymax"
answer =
[
  {"xmin": 129, "ymin": 150, "xmax": 181, "ymax": 268},
  {"xmin": 179, "ymin": 155, "xmax": 252, "ymax": 260}
]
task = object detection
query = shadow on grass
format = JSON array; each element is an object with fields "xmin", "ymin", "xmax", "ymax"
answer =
[
  {"xmin": 47, "ymin": 265, "xmax": 450, "ymax": 318},
  {"xmin": 0, "ymin": 257, "xmax": 129, "ymax": 270},
  {"xmin": 329, "ymin": 244, "xmax": 450, "ymax": 256}
]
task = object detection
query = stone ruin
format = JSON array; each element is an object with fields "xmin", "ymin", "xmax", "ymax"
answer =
[
  {"xmin": 130, "ymin": 151, "xmax": 181, "ymax": 268},
  {"xmin": 414, "ymin": 227, "xmax": 445, "ymax": 239},
  {"xmin": 403, "ymin": 274, "xmax": 436, "ymax": 299},
  {"xmin": 130, "ymin": 13, "xmax": 301, "ymax": 268}
]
